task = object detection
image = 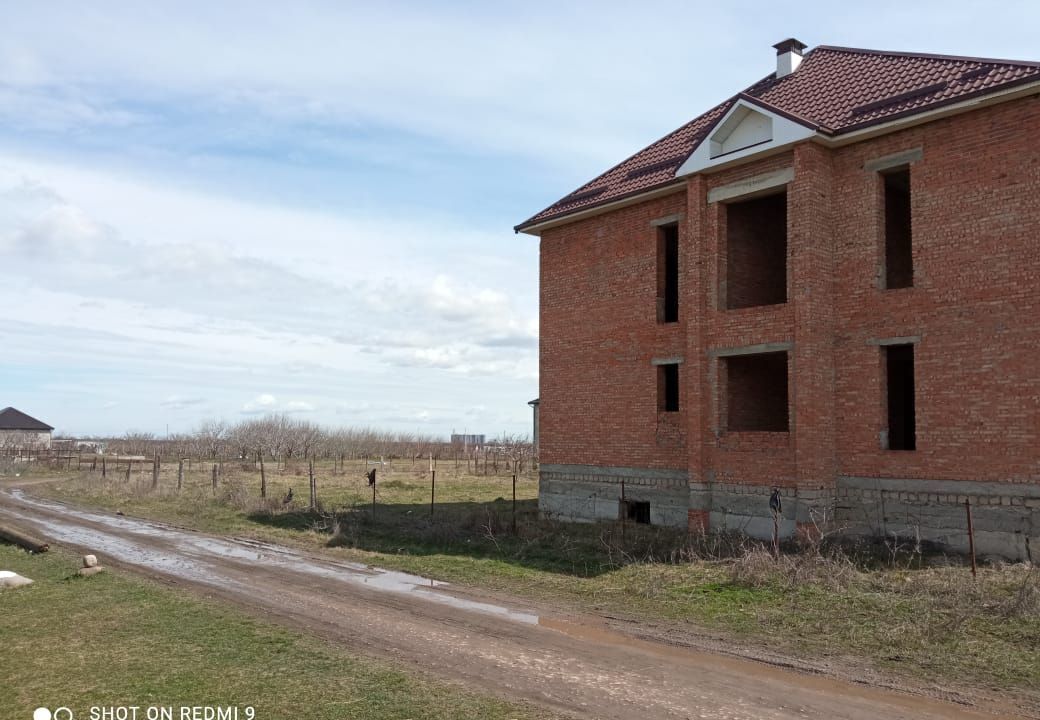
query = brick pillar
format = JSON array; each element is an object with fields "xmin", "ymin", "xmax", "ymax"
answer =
[
  {"xmin": 684, "ymin": 175, "xmax": 711, "ymax": 530},
  {"xmin": 789, "ymin": 142, "xmax": 839, "ymax": 527}
]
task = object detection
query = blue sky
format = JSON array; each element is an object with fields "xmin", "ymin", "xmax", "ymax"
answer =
[{"xmin": 1, "ymin": 2, "xmax": 1037, "ymax": 438}]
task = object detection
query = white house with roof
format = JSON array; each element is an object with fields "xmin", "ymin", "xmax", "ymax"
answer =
[{"xmin": 0, "ymin": 407, "xmax": 54, "ymax": 450}]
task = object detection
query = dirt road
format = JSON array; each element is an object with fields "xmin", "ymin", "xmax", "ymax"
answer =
[{"xmin": 0, "ymin": 486, "xmax": 1024, "ymax": 720}]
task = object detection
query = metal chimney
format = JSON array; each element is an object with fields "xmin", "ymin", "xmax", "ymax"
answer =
[{"xmin": 773, "ymin": 38, "xmax": 808, "ymax": 78}]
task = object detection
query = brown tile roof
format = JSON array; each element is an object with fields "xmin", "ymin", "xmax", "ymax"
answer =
[
  {"xmin": 516, "ymin": 45, "xmax": 1040, "ymax": 232},
  {"xmin": 0, "ymin": 407, "xmax": 53, "ymax": 431}
]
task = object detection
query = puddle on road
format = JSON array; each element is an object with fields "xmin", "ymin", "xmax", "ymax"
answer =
[{"xmin": 2, "ymin": 489, "xmax": 538, "ymax": 625}]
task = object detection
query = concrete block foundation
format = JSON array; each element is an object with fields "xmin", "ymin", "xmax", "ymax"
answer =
[
  {"xmin": 837, "ymin": 476, "xmax": 1040, "ymax": 561},
  {"xmin": 539, "ymin": 464, "xmax": 688, "ymax": 527},
  {"xmin": 691, "ymin": 481, "xmax": 836, "ymax": 541},
  {"xmin": 539, "ymin": 466, "xmax": 1040, "ymax": 561}
]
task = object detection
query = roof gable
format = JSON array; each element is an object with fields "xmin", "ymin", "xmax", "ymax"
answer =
[
  {"xmin": 517, "ymin": 44, "xmax": 1040, "ymax": 233},
  {"xmin": 0, "ymin": 407, "xmax": 54, "ymax": 431},
  {"xmin": 676, "ymin": 96, "xmax": 818, "ymax": 176},
  {"xmin": 712, "ymin": 104, "xmax": 773, "ymax": 155}
]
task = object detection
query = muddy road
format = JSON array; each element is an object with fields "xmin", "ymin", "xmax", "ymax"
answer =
[{"xmin": 0, "ymin": 486, "xmax": 1024, "ymax": 720}]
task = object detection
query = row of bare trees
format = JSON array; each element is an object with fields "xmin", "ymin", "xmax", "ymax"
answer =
[{"xmin": 74, "ymin": 415, "xmax": 532, "ymax": 465}]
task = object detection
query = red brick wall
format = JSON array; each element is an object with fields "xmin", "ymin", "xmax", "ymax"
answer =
[
  {"xmin": 539, "ymin": 192, "xmax": 688, "ymax": 470},
  {"xmin": 832, "ymin": 96, "xmax": 1040, "ymax": 483},
  {"xmin": 540, "ymin": 95, "xmax": 1040, "ymax": 488}
]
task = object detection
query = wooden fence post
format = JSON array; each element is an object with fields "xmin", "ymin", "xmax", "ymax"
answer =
[
  {"xmin": 259, "ymin": 449, "xmax": 267, "ymax": 499},
  {"xmin": 309, "ymin": 460, "xmax": 316, "ymax": 511},
  {"xmin": 621, "ymin": 478, "xmax": 627, "ymax": 546},
  {"xmin": 965, "ymin": 499, "xmax": 977, "ymax": 579},
  {"xmin": 177, "ymin": 459, "xmax": 184, "ymax": 491},
  {"xmin": 212, "ymin": 463, "xmax": 218, "ymax": 492},
  {"xmin": 152, "ymin": 453, "xmax": 159, "ymax": 489}
]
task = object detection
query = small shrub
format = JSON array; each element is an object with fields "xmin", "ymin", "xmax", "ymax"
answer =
[{"xmin": 727, "ymin": 543, "xmax": 859, "ymax": 592}]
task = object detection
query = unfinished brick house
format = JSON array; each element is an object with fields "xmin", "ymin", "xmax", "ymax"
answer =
[{"xmin": 516, "ymin": 40, "xmax": 1040, "ymax": 560}]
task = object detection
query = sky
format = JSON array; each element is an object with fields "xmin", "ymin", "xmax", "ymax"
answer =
[{"xmin": 1, "ymin": 2, "xmax": 1037, "ymax": 438}]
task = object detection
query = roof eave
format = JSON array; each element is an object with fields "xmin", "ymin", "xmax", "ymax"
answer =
[{"xmin": 515, "ymin": 180, "xmax": 686, "ymax": 236}]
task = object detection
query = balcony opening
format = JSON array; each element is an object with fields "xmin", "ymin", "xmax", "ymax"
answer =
[
  {"xmin": 884, "ymin": 344, "xmax": 916, "ymax": 450},
  {"xmin": 724, "ymin": 351, "xmax": 789, "ymax": 432},
  {"xmin": 657, "ymin": 223, "xmax": 679, "ymax": 323},
  {"xmin": 883, "ymin": 167, "xmax": 913, "ymax": 289},
  {"xmin": 725, "ymin": 192, "xmax": 787, "ymax": 309}
]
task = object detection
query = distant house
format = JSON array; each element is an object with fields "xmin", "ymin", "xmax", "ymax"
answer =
[
  {"xmin": 0, "ymin": 407, "xmax": 54, "ymax": 450},
  {"xmin": 51, "ymin": 438, "xmax": 107, "ymax": 453},
  {"xmin": 450, "ymin": 433, "xmax": 486, "ymax": 448}
]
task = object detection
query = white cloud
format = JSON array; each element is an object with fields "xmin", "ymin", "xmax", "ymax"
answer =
[
  {"xmin": 240, "ymin": 395, "xmax": 315, "ymax": 415},
  {"xmin": 0, "ymin": 163, "xmax": 537, "ymax": 376},
  {"xmin": 160, "ymin": 395, "xmax": 204, "ymax": 410},
  {"xmin": 284, "ymin": 400, "xmax": 315, "ymax": 414},
  {"xmin": 0, "ymin": 86, "xmax": 145, "ymax": 134},
  {"xmin": 0, "ymin": 157, "xmax": 538, "ymax": 435},
  {"xmin": 241, "ymin": 394, "xmax": 277, "ymax": 414}
]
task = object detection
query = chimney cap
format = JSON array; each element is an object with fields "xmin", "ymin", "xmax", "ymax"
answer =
[{"xmin": 773, "ymin": 38, "xmax": 808, "ymax": 56}]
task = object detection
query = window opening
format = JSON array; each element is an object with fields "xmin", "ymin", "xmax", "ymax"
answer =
[
  {"xmin": 883, "ymin": 167, "xmax": 913, "ymax": 289},
  {"xmin": 885, "ymin": 344, "xmax": 916, "ymax": 450},
  {"xmin": 658, "ymin": 363, "xmax": 680, "ymax": 412},
  {"xmin": 724, "ymin": 351, "xmax": 789, "ymax": 431},
  {"xmin": 657, "ymin": 223, "xmax": 679, "ymax": 323}
]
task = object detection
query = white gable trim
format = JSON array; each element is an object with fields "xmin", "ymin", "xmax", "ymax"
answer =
[{"xmin": 677, "ymin": 98, "xmax": 818, "ymax": 177}]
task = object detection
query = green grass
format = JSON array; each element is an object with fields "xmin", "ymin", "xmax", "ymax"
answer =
[
  {"xmin": 0, "ymin": 545, "xmax": 552, "ymax": 720},
  {"xmin": 24, "ymin": 459, "xmax": 1040, "ymax": 704}
]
